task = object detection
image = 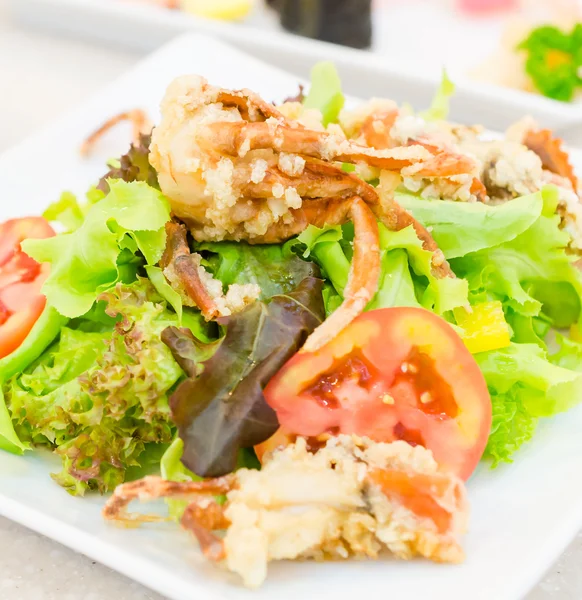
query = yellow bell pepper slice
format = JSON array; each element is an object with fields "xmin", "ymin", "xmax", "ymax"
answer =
[
  {"xmin": 180, "ymin": 0, "xmax": 253, "ymax": 20},
  {"xmin": 455, "ymin": 301, "xmax": 511, "ymax": 354}
]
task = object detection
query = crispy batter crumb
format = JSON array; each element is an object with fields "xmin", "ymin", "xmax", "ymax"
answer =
[{"xmin": 278, "ymin": 152, "xmax": 306, "ymax": 177}]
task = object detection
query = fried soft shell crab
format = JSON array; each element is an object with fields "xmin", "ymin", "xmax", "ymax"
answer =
[
  {"xmin": 147, "ymin": 75, "xmax": 478, "ymax": 351},
  {"xmin": 103, "ymin": 435, "xmax": 468, "ymax": 588}
]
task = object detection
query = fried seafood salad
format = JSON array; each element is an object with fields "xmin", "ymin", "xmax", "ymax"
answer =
[{"xmin": 2, "ymin": 64, "xmax": 582, "ymax": 586}]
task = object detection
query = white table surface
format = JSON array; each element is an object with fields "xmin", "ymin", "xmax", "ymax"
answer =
[{"xmin": 0, "ymin": 2, "xmax": 581, "ymax": 598}]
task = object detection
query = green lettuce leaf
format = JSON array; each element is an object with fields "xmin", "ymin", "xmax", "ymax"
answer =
[
  {"xmin": 550, "ymin": 333, "xmax": 582, "ymax": 372},
  {"xmin": 42, "ymin": 187, "xmax": 106, "ymax": 232},
  {"xmin": 22, "ymin": 180, "xmax": 171, "ymax": 318},
  {"xmin": 0, "ymin": 305, "xmax": 69, "ymax": 454},
  {"xmin": 160, "ymin": 437, "xmax": 202, "ymax": 519},
  {"xmin": 296, "ymin": 222, "xmax": 468, "ymax": 315},
  {"xmin": 397, "ymin": 191, "xmax": 542, "ymax": 259},
  {"xmin": 419, "ymin": 69, "xmax": 455, "ymax": 121},
  {"xmin": 198, "ymin": 241, "xmax": 319, "ymax": 300},
  {"xmin": 145, "ymin": 265, "xmax": 183, "ymax": 323},
  {"xmin": 450, "ymin": 187, "xmax": 582, "ymax": 326},
  {"xmin": 5, "ymin": 280, "xmax": 183, "ymax": 495},
  {"xmin": 401, "ymin": 187, "xmax": 582, "ymax": 327},
  {"xmin": 303, "ymin": 62, "xmax": 345, "ymax": 126},
  {"xmin": 476, "ymin": 342, "xmax": 582, "ymax": 464},
  {"xmin": 43, "ymin": 192, "xmax": 86, "ymax": 232}
]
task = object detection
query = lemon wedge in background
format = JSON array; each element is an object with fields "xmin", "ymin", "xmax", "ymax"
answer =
[{"xmin": 180, "ymin": 0, "xmax": 254, "ymax": 20}]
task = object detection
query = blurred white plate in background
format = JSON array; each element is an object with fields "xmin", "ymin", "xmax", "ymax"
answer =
[{"xmin": 8, "ymin": 0, "xmax": 582, "ymax": 133}]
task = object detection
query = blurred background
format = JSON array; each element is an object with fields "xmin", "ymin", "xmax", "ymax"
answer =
[{"xmin": 3, "ymin": 0, "xmax": 581, "ymax": 150}]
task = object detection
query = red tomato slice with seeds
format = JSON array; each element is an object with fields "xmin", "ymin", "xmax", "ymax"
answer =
[
  {"xmin": 263, "ymin": 307, "xmax": 492, "ymax": 480},
  {"xmin": 0, "ymin": 218, "xmax": 55, "ymax": 359}
]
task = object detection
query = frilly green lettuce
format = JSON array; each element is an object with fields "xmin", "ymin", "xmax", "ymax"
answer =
[
  {"xmin": 22, "ymin": 180, "xmax": 171, "ymax": 318},
  {"xmin": 477, "ymin": 342, "xmax": 582, "ymax": 464},
  {"xmin": 397, "ymin": 191, "xmax": 542, "ymax": 259},
  {"xmin": 401, "ymin": 187, "xmax": 582, "ymax": 328},
  {"xmin": 5, "ymin": 280, "xmax": 184, "ymax": 495},
  {"xmin": 451, "ymin": 188, "xmax": 582, "ymax": 327}
]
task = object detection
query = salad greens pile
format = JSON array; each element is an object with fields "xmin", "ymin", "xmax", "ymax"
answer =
[
  {"xmin": 164, "ymin": 276, "xmax": 324, "ymax": 478},
  {"xmin": 2, "ymin": 62, "xmax": 582, "ymax": 497},
  {"xmin": 7, "ymin": 281, "xmax": 182, "ymax": 494},
  {"xmin": 0, "ymin": 172, "xmax": 324, "ymax": 493}
]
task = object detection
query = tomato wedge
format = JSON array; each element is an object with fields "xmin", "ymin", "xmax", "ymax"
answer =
[
  {"xmin": 263, "ymin": 307, "xmax": 492, "ymax": 480},
  {"xmin": 0, "ymin": 218, "xmax": 55, "ymax": 359}
]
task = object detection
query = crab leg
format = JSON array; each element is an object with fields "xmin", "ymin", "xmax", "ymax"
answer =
[
  {"xmin": 217, "ymin": 89, "xmax": 286, "ymax": 121},
  {"xmin": 181, "ymin": 499, "xmax": 230, "ymax": 561},
  {"xmin": 371, "ymin": 201, "xmax": 451, "ymax": 278},
  {"xmin": 238, "ymin": 161, "xmax": 379, "ymax": 205},
  {"xmin": 300, "ymin": 196, "xmax": 381, "ymax": 353},
  {"xmin": 102, "ymin": 474, "xmax": 235, "ymax": 525},
  {"xmin": 203, "ymin": 121, "xmax": 435, "ymax": 171},
  {"xmin": 80, "ymin": 109, "xmax": 152, "ymax": 156},
  {"xmin": 160, "ymin": 222, "xmax": 220, "ymax": 320}
]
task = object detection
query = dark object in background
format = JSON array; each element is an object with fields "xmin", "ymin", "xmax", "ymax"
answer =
[{"xmin": 268, "ymin": 0, "xmax": 372, "ymax": 49}]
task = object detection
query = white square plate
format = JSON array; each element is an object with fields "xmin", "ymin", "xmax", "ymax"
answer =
[
  {"xmin": 1, "ymin": 33, "xmax": 582, "ymax": 600},
  {"xmin": 9, "ymin": 0, "xmax": 582, "ymax": 134}
]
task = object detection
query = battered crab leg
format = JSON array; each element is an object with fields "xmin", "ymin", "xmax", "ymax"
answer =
[
  {"xmin": 103, "ymin": 474, "xmax": 235, "ymax": 559},
  {"xmin": 160, "ymin": 221, "xmax": 220, "ymax": 320},
  {"xmin": 203, "ymin": 120, "xmax": 458, "ymax": 174},
  {"xmin": 353, "ymin": 109, "xmax": 488, "ymax": 202},
  {"xmin": 300, "ymin": 195, "xmax": 380, "ymax": 353},
  {"xmin": 80, "ymin": 109, "xmax": 152, "ymax": 156}
]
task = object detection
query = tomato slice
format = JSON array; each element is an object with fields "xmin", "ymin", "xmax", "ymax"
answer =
[
  {"xmin": 0, "ymin": 218, "xmax": 55, "ymax": 359},
  {"xmin": 263, "ymin": 307, "xmax": 492, "ymax": 480}
]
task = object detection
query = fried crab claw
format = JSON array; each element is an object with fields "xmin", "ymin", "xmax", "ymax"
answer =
[
  {"xmin": 149, "ymin": 75, "xmax": 462, "ymax": 351},
  {"xmin": 103, "ymin": 435, "xmax": 468, "ymax": 588}
]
